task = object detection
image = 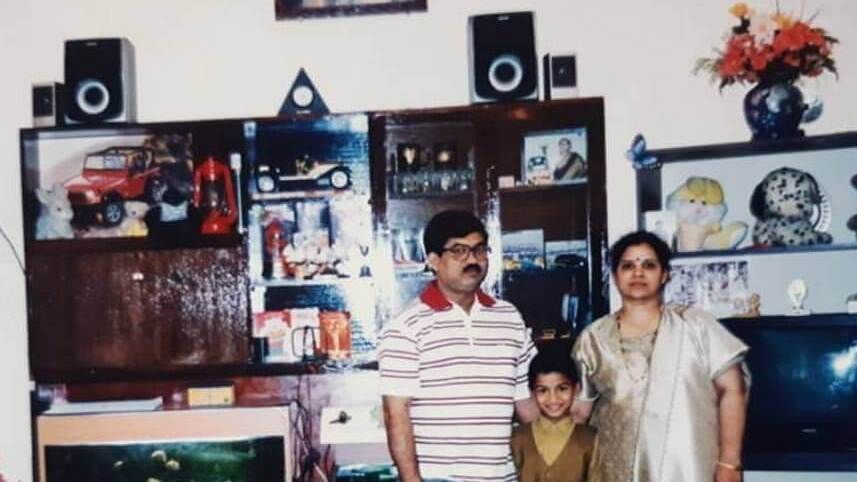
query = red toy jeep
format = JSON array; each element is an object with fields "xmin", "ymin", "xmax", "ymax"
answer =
[{"xmin": 64, "ymin": 146, "xmax": 164, "ymax": 226}]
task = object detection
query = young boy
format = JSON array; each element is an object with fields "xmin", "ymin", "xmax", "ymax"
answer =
[{"xmin": 511, "ymin": 348, "xmax": 597, "ymax": 482}]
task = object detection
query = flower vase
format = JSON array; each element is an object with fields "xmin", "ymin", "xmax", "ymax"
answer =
[{"xmin": 743, "ymin": 80, "xmax": 806, "ymax": 141}]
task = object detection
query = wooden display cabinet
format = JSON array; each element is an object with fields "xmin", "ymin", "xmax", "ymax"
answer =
[
  {"xmin": 372, "ymin": 98, "xmax": 609, "ymax": 337},
  {"xmin": 21, "ymin": 120, "xmax": 250, "ymax": 382}
]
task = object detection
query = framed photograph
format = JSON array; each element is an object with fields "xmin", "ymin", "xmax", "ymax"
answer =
[
  {"xmin": 37, "ymin": 406, "xmax": 293, "ymax": 482},
  {"xmin": 665, "ymin": 259, "xmax": 759, "ymax": 318},
  {"xmin": 275, "ymin": 0, "xmax": 427, "ymax": 19},
  {"xmin": 522, "ymin": 127, "xmax": 588, "ymax": 186}
]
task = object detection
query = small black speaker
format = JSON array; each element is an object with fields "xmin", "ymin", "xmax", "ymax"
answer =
[
  {"xmin": 468, "ymin": 11, "xmax": 538, "ymax": 103},
  {"xmin": 64, "ymin": 38, "xmax": 136, "ymax": 124},
  {"xmin": 32, "ymin": 82, "xmax": 64, "ymax": 127},
  {"xmin": 543, "ymin": 53, "xmax": 578, "ymax": 100}
]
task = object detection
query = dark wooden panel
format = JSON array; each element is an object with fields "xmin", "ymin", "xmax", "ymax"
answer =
[
  {"xmin": 27, "ymin": 246, "xmax": 250, "ymax": 380},
  {"xmin": 498, "ymin": 185, "xmax": 588, "ymax": 241},
  {"xmin": 141, "ymin": 247, "xmax": 250, "ymax": 366}
]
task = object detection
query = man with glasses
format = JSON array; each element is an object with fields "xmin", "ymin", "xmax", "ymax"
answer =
[{"xmin": 380, "ymin": 210, "xmax": 538, "ymax": 482}]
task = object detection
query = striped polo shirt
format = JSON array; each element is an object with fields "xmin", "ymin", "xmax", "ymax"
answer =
[{"xmin": 379, "ymin": 281, "xmax": 535, "ymax": 482}]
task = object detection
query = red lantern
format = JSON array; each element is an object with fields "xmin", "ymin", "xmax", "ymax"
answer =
[{"xmin": 193, "ymin": 156, "xmax": 238, "ymax": 234}]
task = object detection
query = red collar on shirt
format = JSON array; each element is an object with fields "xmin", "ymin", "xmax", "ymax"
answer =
[{"xmin": 419, "ymin": 280, "xmax": 497, "ymax": 311}]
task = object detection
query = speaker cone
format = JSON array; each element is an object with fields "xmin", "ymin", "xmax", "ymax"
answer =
[
  {"xmin": 75, "ymin": 78, "xmax": 110, "ymax": 115},
  {"xmin": 488, "ymin": 54, "xmax": 524, "ymax": 93}
]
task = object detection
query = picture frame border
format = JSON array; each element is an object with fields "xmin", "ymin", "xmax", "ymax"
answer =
[{"xmin": 275, "ymin": 0, "xmax": 427, "ymax": 19}]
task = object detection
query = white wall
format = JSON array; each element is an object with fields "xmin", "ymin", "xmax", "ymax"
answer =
[{"xmin": 1, "ymin": 1, "xmax": 855, "ymax": 480}]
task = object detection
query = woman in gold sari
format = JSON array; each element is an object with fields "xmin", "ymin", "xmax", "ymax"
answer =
[{"xmin": 572, "ymin": 231, "xmax": 749, "ymax": 482}]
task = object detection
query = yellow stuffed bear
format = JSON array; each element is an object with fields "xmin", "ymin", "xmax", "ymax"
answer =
[{"xmin": 666, "ymin": 177, "xmax": 748, "ymax": 252}]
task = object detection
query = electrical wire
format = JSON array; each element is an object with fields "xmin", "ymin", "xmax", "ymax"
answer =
[{"xmin": 0, "ymin": 225, "xmax": 26, "ymax": 274}]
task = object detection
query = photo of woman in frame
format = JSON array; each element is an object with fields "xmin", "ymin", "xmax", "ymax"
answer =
[{"xmin": 522, "ymin": 127, "xmax": 588, "ymax": 186}]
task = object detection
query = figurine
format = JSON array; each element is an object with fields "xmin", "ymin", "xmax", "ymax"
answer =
[
  {"xmin": 787, "ymin": 278, "xmax": 810, "ymax": 316},
  {"xmin": 35, "ymin": 183, "xmax": 74, "ymax": 240}
]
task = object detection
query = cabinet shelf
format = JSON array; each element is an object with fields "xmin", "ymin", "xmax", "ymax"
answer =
[
  {"xmin": 498, "ymin": 181, "xmax": 587, "ymax": 194},
  {"xmin": 251, "ymin": 277, "xmax": 375, "ymax": 288},
  {"xmin": 387, "ymin": 189, "xmax": 474, "ymax": 199},
  {"xmin": 25, "ymin": 233, "xmax": 243, "ymax": 255},
  {"xmin": 721, "ymin": 312, "xmax": 857, "ymax": 326},
  {"xmin": 33, "ymin": 359, "xmax": 380, "ymax": 384},
  {"xmin": 672, "ymin": 242, "xmax": 857, "ymax": 260}
]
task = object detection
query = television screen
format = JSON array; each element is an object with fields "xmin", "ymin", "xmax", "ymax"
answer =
[{"xmin": 723, "ymin": 315, "xmax": 857, "ymax": 470}]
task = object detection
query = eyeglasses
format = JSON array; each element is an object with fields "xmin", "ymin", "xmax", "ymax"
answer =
[{"xmin": 442, "ymin": 243, "xmax": 491, "ymax": 260}]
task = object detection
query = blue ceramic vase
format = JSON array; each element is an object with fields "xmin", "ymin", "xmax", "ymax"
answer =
[{"xmin": 743, "ymin": 80, "xmax": 806, "ymax": 140}]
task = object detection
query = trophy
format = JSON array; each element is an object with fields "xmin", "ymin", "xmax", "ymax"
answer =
[{"xmin": 786, "ymin": 278, "xmax": 810, "ymax": 316}]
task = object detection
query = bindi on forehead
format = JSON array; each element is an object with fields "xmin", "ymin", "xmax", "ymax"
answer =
[{"xmin": 621, "ymin": 256, "xmax": 658, "ymax": 263}]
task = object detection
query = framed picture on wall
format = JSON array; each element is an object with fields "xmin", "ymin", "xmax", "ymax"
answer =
[
  {"xmin": 665, "ymin": 259, "xmax": 759, "ymax": 318},
  {"xmin": 521, "ymin": 127, "xmax": 588, "ymax": 186},
  {"xmin": 275, "ymin": 0, "xmax": 427, "ymax": 19}
]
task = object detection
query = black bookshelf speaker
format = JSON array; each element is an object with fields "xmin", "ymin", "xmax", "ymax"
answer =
[
  {"xmin": 543, "ymin": 53, "xmax": 578, "ymax": 100},
  {"xmin": 32, "ymin": 82, "xmax": 64, "ymax": 127},
  {"xmin": 64, "ymin": 38, "xmax": 136, "ymax": 124},
  {"xmin": 468, "ymin": 11, "xmax": 538, "ymax": 104}
]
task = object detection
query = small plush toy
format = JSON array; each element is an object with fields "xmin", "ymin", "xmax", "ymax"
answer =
[
  {"xmin": 750, "ymin": 167, "xmax": 833, "ymax": 246},
  {"xmin": 35, "ymin": 183, "xmax": 74, "ymax": 240},
  {"xmin": 847, "ymin": 174, "xmax": 857, "ymax": 240},
  {"xmin": 118, "ymin": 200, "xmax": 149, "ymax": 237},
  {"xmin": 666, "ymin": 176, "xmax": 748, "ymax": 251}
]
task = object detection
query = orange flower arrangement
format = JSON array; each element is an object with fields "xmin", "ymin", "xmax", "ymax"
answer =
[{"xmin": 696, "ymin": 2, "xmax": 837, "ymax": 88}]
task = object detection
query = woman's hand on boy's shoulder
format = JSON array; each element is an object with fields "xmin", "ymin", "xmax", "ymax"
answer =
[{"xmin": 571, "ymin": 399, "xmax": 593, "ymax": 423}]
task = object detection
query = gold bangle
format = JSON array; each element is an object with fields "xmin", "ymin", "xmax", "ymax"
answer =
[{"xmin": 716, "ymin": 461, "xmax": 742, "ymax": 471}]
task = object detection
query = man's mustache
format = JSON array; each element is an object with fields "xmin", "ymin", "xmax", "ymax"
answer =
[{"xmin": 463, "ymin": 264, "xmax": 483, "ymax": 274}]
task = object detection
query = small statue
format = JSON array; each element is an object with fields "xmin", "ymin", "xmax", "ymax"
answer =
[
  {"xmin": 787, "ymin": 278, "xmax": 810, "ymax": 316},
  {"xmin": 846, "ymin": 292, "xmax": 857, "ymax": 314}
]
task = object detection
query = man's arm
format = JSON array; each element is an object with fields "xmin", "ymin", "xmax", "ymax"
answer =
[
  {"xmin": 382, "ymin": 395, "xmax": 421, "ymax": 482},
  {"xmin": 713, "ymin": 364, "xmax": 748, "ymax": 482},
  {"xmin": 514, "ymin": 397, "xmax": 539, "ymax": 424}
]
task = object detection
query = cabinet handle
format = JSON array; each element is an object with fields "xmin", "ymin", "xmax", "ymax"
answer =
[{"xmin": 131, "ymin": 272, "xmax": 144, "ymax": 281}]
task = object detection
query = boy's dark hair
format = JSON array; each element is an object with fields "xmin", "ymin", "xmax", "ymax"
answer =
[
  {"xmin": 527, "ymin": 348, "xmax": 580, "ymax": 389},
  {"xmin": 608, "ymin": 230, "xmax": 672, "ymax": 274},
  {"xmin": 423, "ymin": 210, "xmax": 488, "ymax": 256}
]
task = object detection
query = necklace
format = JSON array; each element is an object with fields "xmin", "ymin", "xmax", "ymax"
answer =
[
  {"xmin": 616, "ymin": 310, "xmax": 661, "ymax": 337},
  {"xmin": 616, "ymin": 311, "xmax": 661, "ymax": 385}
]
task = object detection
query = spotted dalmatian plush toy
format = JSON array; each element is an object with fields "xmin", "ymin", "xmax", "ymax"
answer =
[{"xmin": 750, "ymin": 166, "xmax": 833, "ymax": 246}]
